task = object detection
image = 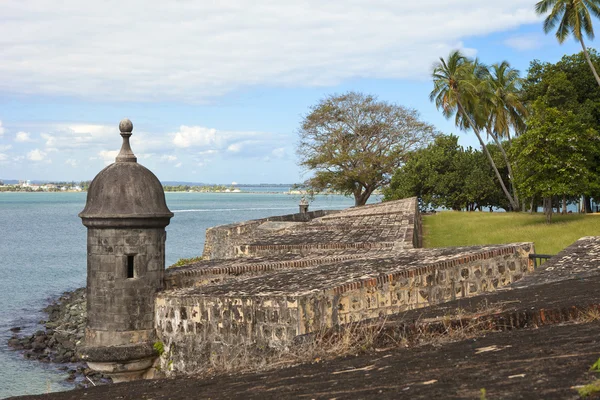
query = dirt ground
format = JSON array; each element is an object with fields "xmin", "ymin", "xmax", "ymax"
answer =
[
  {"xmin": 12, "ymin": 320, "xmax": 600, "ymax": 400},
  {"xmin": 13, "ymin": 259, "xmax": 600, "ymax": 400}
]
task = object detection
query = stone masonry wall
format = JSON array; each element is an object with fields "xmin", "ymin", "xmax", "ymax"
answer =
[
  {"xmin": 202, "ymin": 198, "xmax": 422, "ymax": 261},
  {"xmin": 155, "ymin": 243, "xmax": 533, "ymax": 375},
  {"xmin": 202, "ymin": 210, "xmax": 338, "ymax": 260},
  {"xmin": 309, "ymin": 244, "xmax": 532, "ymax": 329}
]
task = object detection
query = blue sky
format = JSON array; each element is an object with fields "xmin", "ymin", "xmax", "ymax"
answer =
[{"xmin": 0, "ymin": 0, "xmax": 586, "ymax": 184}]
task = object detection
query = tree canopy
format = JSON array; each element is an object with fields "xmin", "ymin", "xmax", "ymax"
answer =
[
  {"xmin": 384, "ymin": 135, "xmax": 508, "ymax": 212},
  {"xmin": 520, "ymin": 50, "xmax": 600, "ymax": 214},
  {"xmin": 510, "ymin": 101, "xmax": 600, "ymax": 221},
  {"xmin": 297, "ymin": 92, "xmax": 437, "ymax": 206},
  {"xmin": 522, "ymin": 51, "xmax": 600, "ymax": 124}
]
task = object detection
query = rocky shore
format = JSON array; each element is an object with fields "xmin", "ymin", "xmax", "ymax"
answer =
[{"xmin": 7, "ymin": 288, "xmax": 112, "ymax": 389}]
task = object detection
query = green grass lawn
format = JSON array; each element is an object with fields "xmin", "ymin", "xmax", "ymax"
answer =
[{"xmin": 423, "ymin": 212, "xmax": 600, "ymax": 255}]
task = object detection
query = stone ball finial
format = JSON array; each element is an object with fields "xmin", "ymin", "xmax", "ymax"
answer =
[
  {"xmin": 119, "ymin": 118, "xmax": 133, "ymax": 134},
  {"xmin": 116, "ymin": 119, "xmax": 136, "ymax": 163}
]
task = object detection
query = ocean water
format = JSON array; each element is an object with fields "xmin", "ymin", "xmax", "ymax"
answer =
[{"xmin": 0, "ymin": 190, "xmax": 365, "ymax": 398}]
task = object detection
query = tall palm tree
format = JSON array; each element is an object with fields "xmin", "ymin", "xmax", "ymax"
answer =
[
  {"xmin": 486, "ymin": 62, "xmax": 527, "ymax": 143},
  {"xmin": 536, "ymin": 0, "xmax": 600, "ymax": 87},
  {"xmin": 430, "ymin": 51, "xmax": 519, "ymax": 210},
  {"xmin": 484, "ymin": 61, "xmax": 528, "ymax": 206}
]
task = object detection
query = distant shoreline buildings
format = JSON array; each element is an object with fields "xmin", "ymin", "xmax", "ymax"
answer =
[{"xmin": 0, "ymin": 180, "xmax": 83, "ymax": 192}]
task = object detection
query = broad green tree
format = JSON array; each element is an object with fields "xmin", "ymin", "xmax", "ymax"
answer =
[
  {"xmin": 535, "ymin": 0, "xmax": 600, "ymax": 87},
  {"xmin": 297, "ymin": 92, "xmax": 437, "ymax": 206},
  {"xmin": 431, "ymin": 51, "xmax": 519, "ymax": 210},
  {"xmin": 511, "ymin": 101, "xmax": 600, "ymax": 222},
  {"xmin": 384, "ymin": 135, "xmax": 508, "ymax": 211},
  {"xmin": 522, "ymin": 51, "xmax": 600, "ymax": 211}
]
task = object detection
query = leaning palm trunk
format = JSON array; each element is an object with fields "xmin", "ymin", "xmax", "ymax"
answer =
[
  {"xmin": 487, "ymin": 128, "xmax": 520, "ymax": 210},
  {"xmin": 457, "ymin": 101, "xmax": 519, "ymax": 211},
  {"xmin": 579, "ymin": 37, "xmax": 600, "ymax": 87}
]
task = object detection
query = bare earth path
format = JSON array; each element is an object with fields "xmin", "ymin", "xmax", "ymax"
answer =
[{"xmin": 11, "ymin": 320, "xmax": 600, "ymax": 400}]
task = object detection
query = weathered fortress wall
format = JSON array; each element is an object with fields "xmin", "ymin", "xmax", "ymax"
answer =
[
  {"xmin": 202, "ymin": 210, "xmax": 339, "ymax": 259},
  {"xmin": 155, "ymin": 198, "xmax": 534, "ymax": 375},
  {"xmin": 156, "ymin": 243, "xmax": 532, "ymax": 374}
]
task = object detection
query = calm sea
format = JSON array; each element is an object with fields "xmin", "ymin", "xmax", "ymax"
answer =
[{"xmin": 0, "ymin": 190, "xmax": 368, "ymax": 398}]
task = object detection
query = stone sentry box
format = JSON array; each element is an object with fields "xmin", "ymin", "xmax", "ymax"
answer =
[{"xmin": 78, "ymin": 119, "xmax": 173, "ymax": 382}]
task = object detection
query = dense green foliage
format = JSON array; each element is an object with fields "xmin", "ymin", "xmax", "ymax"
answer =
[
  {"xmin": 297, "ymin": 91, "xmax": 437, "ymax": 206},
  {"xmin": 384, "ymin": 135, "xmax": 508, "ymax": 211},
  {"xmin": 511, "ymin": 103, "xmax": 600, "ymax": 203},
  {"xmin": 518, "ymin": 51, "xmax": 600, "ymax": 218},
  {"xmin": 522, "ymin": 51, "xmax": 600, "ymax": 124}
]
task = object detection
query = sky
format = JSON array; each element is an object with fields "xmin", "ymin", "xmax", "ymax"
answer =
[{"xmin": 0, "ymin": 0, "xmax": 587, "ymax": 184}]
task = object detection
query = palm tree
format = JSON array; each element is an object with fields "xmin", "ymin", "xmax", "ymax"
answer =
[
  {"xmin": 430, "ymin": 51, "xmax": 520, "ymax": 210},
  {"xmin": 486, "ymin": 62, "xmax": 527, "ymax": 143},
  {"xmin": 536, "ymin": 0, "xmax": 600, "ymax": 87},
  {"xmin": 484, "ymin": 61, "xmax": 528, "ymax": 206}
]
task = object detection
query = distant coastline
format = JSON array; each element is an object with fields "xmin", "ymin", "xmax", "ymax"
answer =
[{"xmin": 0, "ymin": 181, "xmax": 358, "ymax": 197}]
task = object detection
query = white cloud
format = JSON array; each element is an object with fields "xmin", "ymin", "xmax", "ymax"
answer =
[
  {"xmin": 40, "ymin": 123, "xmax": 121, "ymax": 158},
  {"xmin": 0, "ymin": 120, "xmax": 4, "ymax": 137},
  {"xmin": 172, "ymin": 126, "xmax": 220, "ymax": 148},
  {"xmin": 65, "ymin": 158, "xmax": 77, "ymax": 167},
  {"xmin": 170, "ymin": 125, "xmax": 281, "ymax": 159},
  {"xmin": 198, "ymin": 149, "xmax": 219, "ymax": 156},
  {"xmin": 0, "ymin": 153, "xmax": 7, "ymax": 162},
  {"xmin": 27, "ymin": 149, "xmax": 47, "ymax": 162},
  {"xmin": 15, "ymin": 131, "xmax": 33, "ymax": 142},
  {"xmin": 98, "ymin": 150, "xmax": 118, "ymax": 165},
  {"xmin": 174, "ymin": 162, "xmax": 182, "ymax": 168},
  {"xmin": 0, "ymin": 1, "xmax": 540, "ymax": 102},
  {"xmin": 504, "ymin": 33, "xmax": 545, "ymax": 51},
  {"xmin": 0, "ymin": 145, "xmax": 12, "ymax": 151},
  {"xmin": 227, "ymin": 143, "xmax": 243, "ymax": 153},
  {"xmin": 271, "ymin": 147, "xmax": 286, "ymax": 158},
  {"xmin": 160, "ymin": 154, "xmax": 178, "ymax": 162}
]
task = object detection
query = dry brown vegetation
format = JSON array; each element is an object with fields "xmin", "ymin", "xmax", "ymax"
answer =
[{"xmin": 186, "ymin": 301, "xmax": 600, "ymax": 380}]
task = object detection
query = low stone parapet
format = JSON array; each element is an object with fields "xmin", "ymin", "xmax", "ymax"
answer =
[
  {"xmin": 202, "ymin": 198, "xmax": 422, "ymax": 260},
  {"xmin": 202, "ymin": 210, "xmax": 340, "ymax": 260},
  {"xmin": 155, "ymin": 242, "xmax": 533, "ymax": 375}
]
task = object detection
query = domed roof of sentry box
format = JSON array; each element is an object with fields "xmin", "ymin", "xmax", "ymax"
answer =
[{"xmin": 79, "ymin": 119, "xmax": 174, "ymax": 228}]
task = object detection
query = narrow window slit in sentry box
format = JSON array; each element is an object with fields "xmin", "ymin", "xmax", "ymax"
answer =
[{"xmin": 127, "ymin": 255, "xmax": 135, "ymax": 278}]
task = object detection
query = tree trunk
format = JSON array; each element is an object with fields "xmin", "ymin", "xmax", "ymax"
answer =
[
  {"xmin": 530, "ymin": 197, "xmax": 534, "ymax": 214},
  {"xmin": 488, "ymin": 128, "xmax": 519, "ymax": 210},
  {"xmin": 583, "ymin": 194, "xmax": 593, "ymax": 213},
  {"xmin": 354, "ymin": 186, "xmax": 374, "ymax": 206},
  {"xmin": 579, "ymin": 37, "xmax": 600, "ymax": 88},
  {"xmin": 543, "ymin": 196, "xmax": 553, "ymax": 224},
  {"xmin": 562, "ymin": 195, "xmax": 567, "ymax": 215},
  {"xmin": 456, "ymin": 101, "xmax": 519, "ymax": 210}
]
